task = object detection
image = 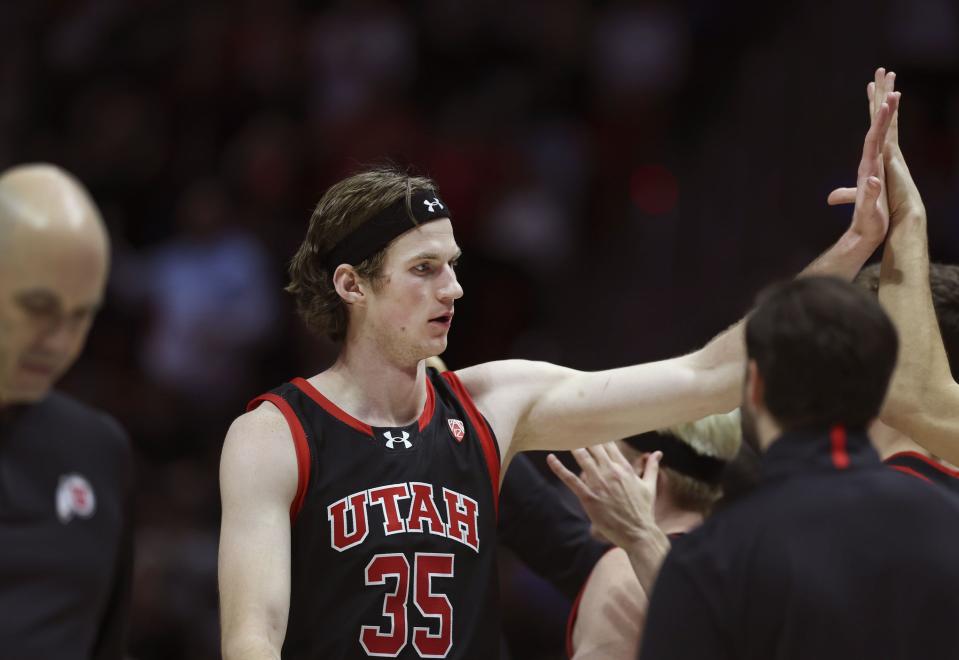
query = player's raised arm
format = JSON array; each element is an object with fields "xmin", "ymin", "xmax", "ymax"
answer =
[
  {"xmin": 218, "ymin": 405, "xmax": 299, "ymax": 660},
  {"xmin": 457, "ymin": 85, "xmax": 900, "ymax": 461},
  {"xmin": 874, "ymin": 90, "xmax": 959, "ymax": 460}
]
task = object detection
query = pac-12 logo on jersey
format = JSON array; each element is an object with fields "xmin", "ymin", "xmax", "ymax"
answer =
[
  {"xmin": 56, "ymin": 474, "xmax": 96, "ymax": 523},
  {"xmin": 447, "ymin": 418, "xmax": 465, "ymax": 442},
  {"xmin": 383, "ymin": 430, "xmax": 413, "ymax": 449}
]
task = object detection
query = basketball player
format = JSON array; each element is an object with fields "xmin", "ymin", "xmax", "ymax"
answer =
[
  {"xmin": 829, "ymin": 68, "xmax": 959, "ymax": 492},
  {"xmin": 555, "ymin": 414, "xmax": 740, "ymax": 659},
  {"xmin": 0, "ymin": 164, "xmax": 133, "ymax": 659},
  {"xmin": 218, "ymin": 85, "xmax": 900, "ymax": 659}
]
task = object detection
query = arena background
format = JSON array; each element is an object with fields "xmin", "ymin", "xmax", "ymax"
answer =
[{"xmin": 2, "ymin": 1, "xmax": 957, "ymax": 657}]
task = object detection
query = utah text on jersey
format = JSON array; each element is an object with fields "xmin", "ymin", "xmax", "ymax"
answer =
[{"xmin": 328, "ymin": 482, "xmax": 480, "ymax": 553}]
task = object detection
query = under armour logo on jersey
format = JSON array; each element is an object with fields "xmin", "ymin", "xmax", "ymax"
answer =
[
  {"xmin": 56, "ymin": 474, "xmax": 96, "ymax": 523},
  {"xmin": 384, "ymin": 430, "xmax": 413, "ymax": 450},
  {"xmin": 423, "ymin": 198, "xmax": 444, "ymax": 213},
  {"xmin": 448, "ymin": 418, "xmax": 465, "ymax": 442}
]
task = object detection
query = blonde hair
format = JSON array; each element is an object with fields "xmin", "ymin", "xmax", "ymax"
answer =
[
  {"xmin": 620, "ymin": 410, "xmax": 742, "ymax": 514},
  {"xmin": 664, "ymin": 409, "xmax": 742, "ymax": 461}
]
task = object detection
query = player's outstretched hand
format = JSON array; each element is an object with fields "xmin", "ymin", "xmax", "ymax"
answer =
[
  {"xmin": 849, "ymin": 90, "xmax": 900, "ymax": 243},
  {"xmin": 828, "ymin": 68, "xmax": 900, "ymax": 208},
  {"xmin": 547, "ymin": 443, "xmax": 661, "ymax": 550}
]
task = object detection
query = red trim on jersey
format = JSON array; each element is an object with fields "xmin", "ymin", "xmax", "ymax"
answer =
[
  {"xmin": 888, "ymin": 464, "xmax": 934, "ymax": 484},
  {"xmin": 830, "ymin": 425, "xmax": 849, "ymax": 470},
  {"xmin": 419, "ymin": 379, "xmax": 436, "ymax": 432},
  {"xmin": 290, "ymin": 376, "xmax": 436, "ymax": 436},
  {"xmin": 566, "ymin": 580, "xmax": 587, "ymax": 659},
  {"xmin": 247, "ymin": 393, "xmax": 311, "ymax": 522},
  {"xmin": 441, "ymin": 371, "xmax": 501, "ymax": 515},
  {"xmin": 291, "ymin": 377, "xmax": 373, "ymax": 436},
  {"xmin": 888, "ymin": 451, "xmax": 959, "ymax": 480},
  {"xmin": 565, "ymin": 546, "xmax": 617, "ymax": 658}
]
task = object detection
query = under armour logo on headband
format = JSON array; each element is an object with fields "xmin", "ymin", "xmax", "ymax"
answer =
[
  {"xmin": 322, "ymin": 188, "xmax": 453, "ymax": 271},
  {"xmin": 423, "ymin": 198, "xmax": 444, "ymax": 212}
]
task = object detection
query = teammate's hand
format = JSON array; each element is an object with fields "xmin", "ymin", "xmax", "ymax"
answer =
[
  {"xmin": 828, "ymin": 68, "xmax": 900, "ymax": 208},
  {"xmin": 849, "ymin": 90, "xmax": 899, "ymax": 244},
  {"xmin": 547, "ymin": 444, "xmax": 661, "ymax": 549}
]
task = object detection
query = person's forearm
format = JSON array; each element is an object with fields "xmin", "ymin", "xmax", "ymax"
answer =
[
  {"xmin": 800, "ymin": 229, "xmax": 882, "ymax": 282},
  {"xmin": 878, "ymin": 150, "xmax": 953, "ymax": 421},
  {"xmin": 879, "ymin": 211, "xmax": 952, "ymax": 418},
  {"xmin": 621, "ymin": 526, "xmax": 671, "ymax": 595},
  {"xmin": 688, "ymin": 227, "xmax": 882, "ymax": 404}
]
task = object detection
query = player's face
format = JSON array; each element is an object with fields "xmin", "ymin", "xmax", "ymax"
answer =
[
  {"xmin": 0, "ymin": 232, "xmax": 106, "ymax": 404},
  {"xmin": 363, "ymin": 219, "xmax": 463, "ymax": 363}
]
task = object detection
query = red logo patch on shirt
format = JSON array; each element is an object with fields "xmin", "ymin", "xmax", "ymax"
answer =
[
  {"xmin": 56, "ymin": 474, "xmax": 96, "ymax": 523},
  {"xmin": 447, "ymin": 418, "xmax": 466, "ymax": 442}
]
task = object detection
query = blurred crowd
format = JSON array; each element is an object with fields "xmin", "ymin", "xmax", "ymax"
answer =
[{"xmin": 1, "ymin": 0, "xmax": 957, "ymax": 657}]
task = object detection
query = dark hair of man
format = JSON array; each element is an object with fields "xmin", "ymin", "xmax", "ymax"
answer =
[
  {"xmin": 287, "ymin": 166, "xmax": 438, "ymax": 341},
  {"xmin": 745, "ymin": 276, "xmax": 898, "ymax": 431},
  {"xmin": 855, "ymin": 262, "xmax": 959, "ymax": 379}
]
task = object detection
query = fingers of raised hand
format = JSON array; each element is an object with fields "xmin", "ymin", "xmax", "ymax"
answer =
[
  {"xmin": 606, "ymin": 442, "xmax": 634, "ymax": 470},
  {"xmin": 861, "ymin": 102, "xmax": 892, "ymax": 172},
  {"xmin": 862, "ymin": 176, "xmax": 882, "ymax": 205},
  {"xmin": 827, "ymin": 187, "xmax": 857, "ymax": 206},
  {"xmin": 572, "ymin": 447, "xmax": 605, "ymax": 487},
  {"xmin": 587, "ymin": 443, "xmax": 613, "ymax": 466},
  {"xmin": 641, "ymin": 451, "xmax": 662, "ymax": 485},
  {"xmin": 547, "ymin": 453, "xmax": 596, "ymax": 502},
  {"xmin": 887, "ymin": 91, "xmax": 901, "ymax": 137}
]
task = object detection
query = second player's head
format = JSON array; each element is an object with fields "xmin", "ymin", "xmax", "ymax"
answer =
[
  {"xmin": 288, "ymin": 166, "xmax": 462, "ymax": 363},
  {"xmin": 742, "ymin": 276, "xmax": 898, "ymax": 449},
  {"xmin": 0, "ymin": 164, "xmax": 109, "ymax": 405},
  {"xmin": 618, "ymin": 410, "xmax": 741, "ymax": 515}
]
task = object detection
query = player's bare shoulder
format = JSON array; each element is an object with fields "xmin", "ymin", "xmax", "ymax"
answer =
[
  {"xmin": 455, "ymin": 359, "xmax": 576, "ymax": 409},
  {"xmin": 220, "ymin": 402, "xmax": 299, "ymax": 506},
  {"xmin": 454, "ymin": 359, "xmax": 579, "ymax": 450}
]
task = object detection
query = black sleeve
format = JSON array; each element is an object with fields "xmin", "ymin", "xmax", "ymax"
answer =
[
  {"xmin": 497, "ymin": 453, "xmax": 609, "ymax": 600},
  {"xmin": 638, "ymin": 551, "xmax": 727, "ymax": 660},
  {"xmin": 92, "ymin": 423, "xmax": 135, "ymax": 660}
]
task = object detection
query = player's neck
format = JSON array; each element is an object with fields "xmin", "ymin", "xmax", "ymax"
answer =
[
  {"xmin": 314, "ymin": 341, "xmax": 428, "ymax": 428},
  {"xmin": 654, "ymin": 499, "xmax": 704, "ymax": 536}
]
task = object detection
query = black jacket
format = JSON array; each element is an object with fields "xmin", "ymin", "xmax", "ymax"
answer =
[
  {"xmin": 0, "ymin": 392, "xmax": 133, "ymax": 660},
  {"xmin": 640, "ymin": 428, "xmax": 959, "ymax": 660}
]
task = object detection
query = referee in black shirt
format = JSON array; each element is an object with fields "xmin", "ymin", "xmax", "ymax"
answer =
[
  {"xmin": 0, "ymin": 164, "xmax": 133, "ymax": 660},
  {"xmin": 639, "ymin": 276, "xmax": 959, "ymax": 660}
]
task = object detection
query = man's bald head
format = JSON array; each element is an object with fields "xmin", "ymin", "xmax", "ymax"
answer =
[
  {"xmin": 0, "ymin": 163, "xmax": 108, "ymax": 251},
  {"xmin": 0, "ymin": 164, "xmax": 109, "ymax": 405}
]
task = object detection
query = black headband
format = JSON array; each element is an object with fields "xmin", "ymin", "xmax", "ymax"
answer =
[
  {"xmin": 623, "ymin": 432, "xmax": 727, "ymax": 485},
  {"xmin": 322, "ymin": 189, "xmax": 452, "ymax": 272}
]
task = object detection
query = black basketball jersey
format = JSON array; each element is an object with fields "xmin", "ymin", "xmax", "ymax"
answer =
[
  {"xmin": 248, "ymin": 367, "xmax": 501, "ymax": 659},
  {"xmin": 885, "ymin": 451, "xmax": 959, "ymax": 499}
]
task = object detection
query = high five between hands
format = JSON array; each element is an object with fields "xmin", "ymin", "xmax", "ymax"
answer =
[
  {"xmin": 827, "ymin": 69, "xmax": 959, "ymax": 462},
  {"xmin": 546, "ymin": 68, "xmax": 959, "ymax": 591}
]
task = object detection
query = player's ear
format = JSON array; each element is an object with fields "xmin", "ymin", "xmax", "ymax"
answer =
[{"xmin": 333, "ymin": 265, "xmax": 365, "ymax": 305}]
